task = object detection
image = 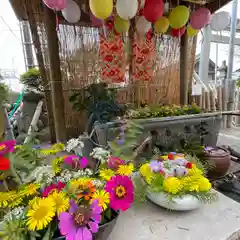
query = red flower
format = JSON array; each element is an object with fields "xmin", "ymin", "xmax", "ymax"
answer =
[
  {"xmin": 159, "ymin": 169, "xmax": 165, "ymax": 175},
  {"xmin": 106, "ymin": 20, "xmax": 114, "ymax": 30},
  {"xmin": 104, "ymin": 55, "xmax": 114, "ymax": 62},
  {"xmin": 168, "ymin": 153, "xmax": 175, "ymax": 160},
  {"xmin": 186, "ymin": 162, "xmax": 193, "ymax": 169},
  {"xmin": 0, "ymin": 156, "xmax": 10, "ymax": 171}
]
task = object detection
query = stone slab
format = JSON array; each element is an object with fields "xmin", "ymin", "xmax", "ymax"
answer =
[{"xmin": 108, "ymin": 192, "xmax": 240, "ymax": 240}]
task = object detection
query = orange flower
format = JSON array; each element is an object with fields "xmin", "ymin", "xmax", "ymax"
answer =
[{"xmin": 77, "ymin": 181, "xmax": 96, "ymax": 201}]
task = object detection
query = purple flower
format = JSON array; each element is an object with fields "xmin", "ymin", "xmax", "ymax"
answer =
[
  {"xmin": 149, "ymin": 161, "xmax": 163, "ymax": 172},
  {"xmin": 64, "ymin": 155, "xmax": 88, "ymax": 169},
  {"xmin": 59, "ymin": 199, "xmax": 102, "ymax": 240},
  {"xmin": 204, "ymin": 146, "xmax": 213, "ymax": 151}
]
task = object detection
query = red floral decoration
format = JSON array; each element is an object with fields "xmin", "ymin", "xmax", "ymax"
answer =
[{"xmin": 0, "ymin": 156, "xmax": 10, "ymax": 171}]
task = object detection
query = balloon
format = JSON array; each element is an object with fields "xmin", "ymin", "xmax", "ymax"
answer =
[
  {"xmin": 190, "ymin": 8, "xmax": 211, "ymax": 30},
  {"xmin": 114, "ymin": 16, "xmax": 130, "ymax": 33},
  {"xmin": 210, "ymin": 11, "xmax": 231, "ymax": 31},
  {"xmin": 116, "ymin": 0, "xmax": 138, "ymax": 20},
  {"xmin": 169, "ymin": 5, "xmax": 190, "ymax": 29},
  {"xmin": 90, "ymin": 0, "xmax": 113, "ymax": 19},
  {"xmin": 143, "ymin": 0, "xmax": 164, "ymax": 23},
  {"xmin": 187, "ymin": 25, "xmax": 199, "ymax": 37},
  {"xmin": 171, "ymin": 26, "xmax": 186, "ymax": 37},
  {"xmin": 136, "ymin": 16, "xmax": 151, "ymax": 34},
  {"xmin": 90, "ymin": 13, "xmax": 104, "ymax": 27},
  {"xmin": 43, "ymin": 0, "xmax": 67, "ymax": 11},
  {"xmin": 62, "ymin": 0, "xmax": 81, "ymax": 23},
  {"xmin": 154, "ymin": 16, "xmax": 169, "ymax": 33}
]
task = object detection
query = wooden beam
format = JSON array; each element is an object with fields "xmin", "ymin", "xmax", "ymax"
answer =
[
  {"xmin": 180, "ymin": 32, "xmax": 189, "ymax": 105},
  {"xmin": 43, "ymin": 6, "xmax": 67, "ymax": 142},
  {"xmin": 205, "ymin": 0, "xmax": 231, "ymax": 13}
]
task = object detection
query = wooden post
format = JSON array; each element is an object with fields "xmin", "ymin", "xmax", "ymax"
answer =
[
  {"xmin": 180, "ymin": 31, "xmax": 189, "ymax": 105},
  {"xmin": 44, "ymin": 6, "xmax": 67, "ymax": 142},
  {"xmin": 27, "ymin": 5, "xmax": 56, "ymax": 143}
]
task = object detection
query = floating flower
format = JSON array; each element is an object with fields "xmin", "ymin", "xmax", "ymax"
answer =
[
  {"xmin": 163, "ymin": 177, "xmax": 182, "ymax": 194},
  {"xmin": 105, "ymin": 175, "xmax": 134, "ymax": 211},
  {"xmin": 0, "ymin": 140, "xmax": 16, "ymax": 155},
  {"xmin": 42, "ymin": 181, "xmax": 66, "ymax": 197},
  {"xmin": 64, "ymin": 155, "xmax": 88, "ymax": 169},
  {"xmin": 107, "ymin": 157, "xmax": 125, "ymax": 170},
  {"xmin": 91, "ymin": 190, "xmax": 110, "ymax": 211},
  {"xmin": 140, "ymin": 163, "xmax": 153, "ymax": 184},
  {"xmin": 149, "ymin": 161, "xmax": 163, "ymax": 172},
  {"xmin": 99, "ymin": 169, "xmax": 115, "ymax": 181},
  {"xmin": 59, "ymin": 199, "xmax": 102, "ymax": 239},
  {"xmin": 117, "ymin": 163, "xmax": 134, "ymax": 176},
  {"xmin": 19, "ymin": 183, "xmax": 40, "ymax": 197},
  {"xmin": 49, "ymin": 191, "xmax": 69, "ymax": 215},
  {"xmin": 26, "ymin": 197, "xmax": 56, "ymax": 231},
  {"xmin": 0, "ymin": 156, "xmax": 10, "ymax": 171}
]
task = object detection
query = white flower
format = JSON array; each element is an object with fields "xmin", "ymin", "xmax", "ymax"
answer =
[
  {"xmin": 90, "ymin": 147, "xmax": 110, "ymax": 163},
  {"xmin": 4, "ymin": 206, "xmax": 25, "ymax": 222},
  {"xmin": 65, "ymin": 138, "xmax": 84, "ymax": 153}
]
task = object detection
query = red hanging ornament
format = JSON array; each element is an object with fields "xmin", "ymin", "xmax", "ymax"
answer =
[
  {"xmin": 146, "ymin": 29, "xmax": 153, "ymax": 40},
  {"xmin": 171, "ymin": 26, "xmax": 186, "ymax": 37},
  {"xmin": 0, "ymin": 156, "xmax": 10, "ymax": 171},
  {"xmin": 143, "ymin": 0, "xmax": 164, "ymax": 23},
  {"xmin": 106, "ymin": 20, "xmax": 114, "ymax": 31}
]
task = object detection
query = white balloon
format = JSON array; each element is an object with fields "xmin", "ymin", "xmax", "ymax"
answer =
[
  {"xmin": 116, "ymin": 0, "xmax": 138, "ymax": 20},
  {"xmin": 210, "ymin": 11, "xmax": 231, "ymax": 31},
  {"xmin": 62, "ymin": 0, "xmax": 81, "ymax": 23},
  {"xmin": 136, "ymin": 16, "xmax": 151, "ymax": 34}
]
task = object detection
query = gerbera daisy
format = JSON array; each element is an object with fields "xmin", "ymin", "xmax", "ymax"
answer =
[
  {"xmin": 99, "ymin": 169, "xmax": 115, "ymax": 181},
  {"xmin": 26, "ymin": 197, "xmax": 56, "ymax": 231},
  {"xmin": 59, "ymin": 199, "xmax": 102, "ymax": 240},
  {"xmin": 49, "ymin": 191, "xmax": 69, "ymax": 215},
  {"xmin": 105, "ymin": 175, "xmax": 134, "ymax": 211},
  {"xmin": 91, "ymin": 190, "xmax": 110, "ymax": 210},
  {"xmin": 19, "ymin": 183, "xmax": 40, "ymax": 197},
  {"xmin": 117, "ymin": 163, "xmax": 134, "ymax": 176}
]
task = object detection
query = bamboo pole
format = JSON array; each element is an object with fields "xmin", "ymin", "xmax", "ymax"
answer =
[
  {"xmin": 43, "ymin": 6, "xmax": 67, "ymax": 142},
  {"xmin": 26, "ymin": 4, "xmax": 56, "ymax": 143}
]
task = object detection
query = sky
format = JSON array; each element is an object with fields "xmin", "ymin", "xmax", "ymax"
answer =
[{"xmin": 0, "ymin": 0, "xmax": 240, "ymax": 92}]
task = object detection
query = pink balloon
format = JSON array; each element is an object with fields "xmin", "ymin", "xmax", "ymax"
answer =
[
  {"xmin": 144, "ymin": 0, "xmax": 164, "ymax": 23},
  {"xmin": 90, "ymin": 13, "xmax": 104, "ymax": 27},
  {"xmin": 43, "ymin": 0, "xmax": 67, "ymax": 11},
  {"xmin": 190, "ymin": 8, "xmax": 211, "ymax": 30}
]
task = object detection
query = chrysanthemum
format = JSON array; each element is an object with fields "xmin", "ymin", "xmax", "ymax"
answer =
[
  {"xmin": 105, "ymin": 175, "xmax": 134, "ymax": 211},
  {"xmin": 26, "ymin": 197, "xmax": 56, "ymax": 231},
  {"xmin": 140, "ymin": 164, "xmax": 153, "ymax": 184},
  {"xmin": 181, "ymin": 175, "xmax": 201, "ymax": 192},
  {"xmin": 99, "ymin": 169, "xmax": 115, "ymax": 181},
  {"xmin": 188, "ymin": 164, "xmax": 203, "ymax": 176},
  {"xmin": 0, "ymin": 191, "xmax": 17, "ymax": 208},
  {"xmin": 49, "ymin": 191, "xmax": 69, "ymax": 215},
  {"xmin": 91, "ymin": 190, "xmax": 110, "ymax": 210},
  {"xmin": 163, "ymin": 177, "xmax": 182, "ymax": 194},
  {"xmin": 19, "ymin": 183, "xmax": 40, "ymax": 197},
  {"xmin": 198, "ymin": 177, "xmax": 212, "ymax": 192},
  {"xmin": 117, "ymin": 163, "xmax": 134, "ymax": 176}
]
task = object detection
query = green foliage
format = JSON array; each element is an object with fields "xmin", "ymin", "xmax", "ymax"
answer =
[
  {"xmin": 132, "ymin": 175, "xmax": 147, "ymax": 206},
  {"xmin": 236, "ymin": 79, "xmax": 240, "ymax": 88},
  {"xmin": 126, "ymin": 103, "xmax": 201, "ymax": 119},
  {"xmin": 69, "ymin": 82, "xmax": 118, "ymax": 114},
  {"xmin": 0, "ymin": 82, "xmax": 9, "ymax": 104},
  {"xmin": 20, "ymin": 68, "xmax": 41, "ymax": 87},
  {"xmin": 150, "ymin": 175, "xmax": 164, "ymax": 192},
  {"xmin": 189, "ymin": 191, "xmax": 218, "ymax": 204}
]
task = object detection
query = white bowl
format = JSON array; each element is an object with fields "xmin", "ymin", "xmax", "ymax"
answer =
[{"xmin": 147, "ymin": 190, "xmax": 202, "ymax": 211}]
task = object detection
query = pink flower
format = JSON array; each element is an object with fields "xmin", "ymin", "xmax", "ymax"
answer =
[
  {"xmin": 64, "ymin": 155, "xmax": 88, "ymax": 169},
  {"xmin": 42, "ymin": 181, "xmax": 66, "ymax": 197},
  {"xmin": 105, "ymin": 175, "xmax": 134, "ymax": 212},
  {"xmin": 107, "ymin": 157, "xmax": 125, "ymax": 170},
  {"xmin": 59, "ymin": 199, "xmax": 102, "ymax": 240},
  {"xmin": 0, "ymin": 140, "xmax": 16, "ymax": 156}
]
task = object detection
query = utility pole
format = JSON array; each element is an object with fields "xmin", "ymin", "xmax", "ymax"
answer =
[
  {"xmin": 20, "ymin": 21, "xmax": 35, "ymax": 70},
  {"xmin": 226, "ymin": 0, "xmax": 238, "ymax": 128}
]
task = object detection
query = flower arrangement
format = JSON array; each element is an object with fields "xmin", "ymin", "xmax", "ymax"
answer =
[
  {"xmin": 135, "ymin": 152, "xmax": 217, "ymax": 208},
  {"xmin": 0, "ymin": 131, "xmax": 136, "ymax": 239}
]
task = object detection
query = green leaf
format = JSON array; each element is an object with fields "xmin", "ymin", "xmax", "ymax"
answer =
[{"xmin": 41, "ymin": 225, "xmax": 52, "ymax": 240}]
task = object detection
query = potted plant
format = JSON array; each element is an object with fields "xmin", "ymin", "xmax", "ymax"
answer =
[{"xmin": 134, "ymin": 152, "xmax": 217, "ymax": 211}]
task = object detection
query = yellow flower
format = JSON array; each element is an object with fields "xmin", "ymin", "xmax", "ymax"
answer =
[
  {"xmin": 99, "ymin": 169, "xmax": 115, "ymax": 181},
  {"xmin": 140, "ymin": 164, "xmax": 153, "ymax": 184},
  {"xmin": 160, "ymin": 155, "xmax": 168, "ymax": 160},
  {"xmin": 8, "ymin": 197, "xmax": 23, "ymax": 208},
  {"xmin": 0, "ymin": 191, "xmax": 17, "ymax": 208},
  {"xmin": 52, "ymin": 143, "xmax": 65, "ymax": 151},
  {"xmin": 163, "ymin": 177, "xmax": 182, "ymax": 194},
  {"xmin": 20, "ymin": 183, "xmax": 40, "ymax": 197},
  {"xmin": 188, "ymin": 164, "xmax": 203, "ymax": 176},
  {"xmin": 67, "ymin": 178, "xmax": 92, "ymax": 195},
  {"xmin": 52, "ymin": 157, "xmax": 64, "ymax": 174},
  {"xmin": 117, "ymin": 163, "xmax": 134, "ymax": 176},
  {"xmin": 91, "ymin": 190, "xmax": 110, "ymax": 210},
  {"xmin": 40, "ymin": 149, "xmax": 58, "ymax": 156},
  {"xmin": 26, "ymin": 197, "xmax": 56, "ymax": 231},
  {"xmin": 198, "ymin": 177, "xmax": 211, "ymax": 192},
  {"xmin": 49, "ymin": 191, "xmax": 69, "ymax": 215}
]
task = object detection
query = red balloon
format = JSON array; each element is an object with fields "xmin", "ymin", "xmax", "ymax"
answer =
[
  {"xmin": 171, "ymin": 26, "xmax": 186, "ymax": 37},
  {"xmin": 143, "ymin": 0, "xmax": 164, "ymax": 23}
]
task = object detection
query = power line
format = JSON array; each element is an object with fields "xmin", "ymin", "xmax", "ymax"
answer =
[{"xmin": 0, "ymin": 16, "xmax": 21, "ymax": 43}]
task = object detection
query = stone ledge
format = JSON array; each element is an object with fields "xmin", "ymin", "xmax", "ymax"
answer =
[{"xmin": 109, "ymin": 192, "xmax": 240, "ymax": 240}]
